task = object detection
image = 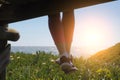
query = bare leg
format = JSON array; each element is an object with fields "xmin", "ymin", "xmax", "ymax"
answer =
[
  {"xmin": 48, "ymin": 12, "xmax": 77, "ymax": 73},
  {"xmin": 62, "ymin": 10, "xmax": 75, "ymax": 54},
  {"xmin": 48, "ymin": 13, "xmax": 67, "ymax": 55}
]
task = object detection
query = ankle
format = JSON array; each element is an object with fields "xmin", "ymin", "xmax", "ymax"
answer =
[{"xmin": 60, "ymin": 52, "xmax": 69, "ymax": 58}]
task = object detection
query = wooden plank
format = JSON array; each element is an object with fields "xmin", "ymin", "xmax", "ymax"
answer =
[{"xmin": 0, "ymin": 0, "xmax": 115, "ymax": 24}]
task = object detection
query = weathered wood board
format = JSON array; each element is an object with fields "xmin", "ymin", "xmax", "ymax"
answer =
[{"xmin": 0, "ymin": 0, "xmax": 115, "ymax": 24}]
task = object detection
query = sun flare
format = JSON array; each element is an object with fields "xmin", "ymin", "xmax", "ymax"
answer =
[
  {"xmin": 73, "ymin": 14, "xmax": 112, "ymax": 55},
  {"xmin": 82, "ymin": 31, "xmax": 103, "ymax": 46}
]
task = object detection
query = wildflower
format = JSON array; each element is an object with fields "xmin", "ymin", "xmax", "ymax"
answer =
[
  {"xmin": 42, "ymin": 62, "xmax": 46, "ymax": 65},
  {"xmin": 50, "ymin": 59, "xmax": 55, "ymax": 62},
  {"xmin": 10, "ymin": 55, "xmax": 13, "ymax": 58},
  {"xmin": 51, "ymin": 69, "xmax": 54, "ymax": 72},
  {"xmin": 17, "ymin": 56, "xmax": 20, "ymax": 59},
  {"xmin": 11, "ymin": 57, "xmax": 14, "ymax": 60},
  {"xmin": 32, "ymin": 53, "xmax": 36, "ymax": 55},
  {"xmin": 102, "ymin": 78, "xmax": 105, "ymax": 80}
]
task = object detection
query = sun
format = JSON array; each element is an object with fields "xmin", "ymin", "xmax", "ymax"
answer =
[
  {"xmin": 82, "ymin": 28, "xmax": 104, "ymax": 47},
  {"xmin": 71, "ymin": 9, "xmax": 115, "ymax": 57},
  {"xmin": 73, "ymin": 13, "xmax": 112, "ymax": 55}
]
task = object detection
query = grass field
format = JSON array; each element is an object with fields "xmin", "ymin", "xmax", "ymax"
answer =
[{"xmin": 7, "ymin": 43, "xmax": 120, "ymax": 80}]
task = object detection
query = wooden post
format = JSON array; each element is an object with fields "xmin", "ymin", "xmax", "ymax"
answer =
[
  {"xmin": 0, "ymin": 69, "xmax": 6, "ymax": 80},
  {"xmin": 0, "ymin": 24, "xmax": 19, "ymax": 80},
  {"xmin": 0, "ymin": 25, "xmax": 7, "ymax": 80},
  {"xmin": 0, "ymin": 44, "xmax": 10, "ymax": 80}
]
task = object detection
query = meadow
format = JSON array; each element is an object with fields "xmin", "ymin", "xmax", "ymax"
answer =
[{"xmin": 6, "ymin": 43, "xmax": 120, "ymax": 80}]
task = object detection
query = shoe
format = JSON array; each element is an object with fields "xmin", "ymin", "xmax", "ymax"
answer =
[
  {"xmin": 55, "ymin": 54, "xmax": 73, "ymax": 64},
  {"xmin": 56, "ymin": 55, "xmax": 78, "ymax": 74}
]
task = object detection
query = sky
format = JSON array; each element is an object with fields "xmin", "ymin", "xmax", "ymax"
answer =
[{"xmin": 9, "ymin": 0, "xmax": 120, "ymax": 53}]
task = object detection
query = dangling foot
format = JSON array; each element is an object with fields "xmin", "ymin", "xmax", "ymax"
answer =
[{"xmin": 56, "ymin": 54, "xmax": 78, "ymax": 74}]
